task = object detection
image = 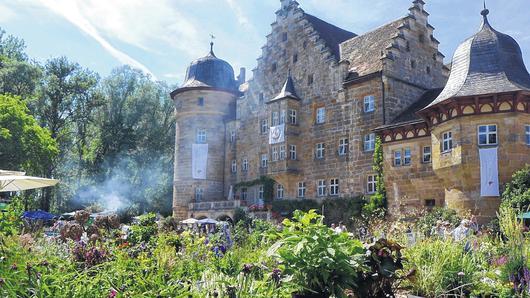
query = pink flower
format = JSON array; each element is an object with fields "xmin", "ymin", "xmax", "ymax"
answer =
[{"xmin": 108, "ymin": 289, "xmax": 117, "ymax": 298}]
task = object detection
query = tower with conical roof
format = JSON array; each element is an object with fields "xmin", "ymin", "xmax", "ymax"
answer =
[{"xmin": 170, "ymin": 43, "xmax": 241, "ymax": 219}]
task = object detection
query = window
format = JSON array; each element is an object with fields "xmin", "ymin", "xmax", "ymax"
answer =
[
  {"xmin": 272, "ymin": 112, "xmax": 279, "ymax": 126},
  {"xmin": 330, "ymin": 179, "xmax": 339, "ymax": 196},
  {"xmin": 442, "ymin": 131, "xmax": 453, "ymax": 152},
  {"xmin": 425, "ymin": 199, "xmax": 436, "ymax": 208},
  {"xmin": 261, "ymin": 154, "xmax": 268, "ymax": 168},
  {"xmin": 288, "ymin": 109, "xmax": 297, "ymax": 125},
  {"xmin": 242, "ymin": 159, "xmax": 249, "ymax": 171},
  {"xmin": 316, "ymin": 107, "xmax": 326, "ymax": 124},
  {"xmin": 316, "ymin": 143, "xmax": 325, "ymax": 159},
  {"xmin": 411, "ymin": 60, "xmax": 416, "ymax": 69},
  {"xmin": 422, "ymin": 146, "xmax": 432, "ymax": 163},
  {"xmin": 198, "ymin": 97, "xmax": 204, "ymax": 106},
  {"xmin": 394, "ymin": 150, "xmax": 402, "ymax": 167},
  {"xmin": 259, "ymin": 93, "xmax": 264, "ymax": 103},
  {"xmin": 276, "ymin": 185, "xmax": 284, "ymax": 199},
  {"xmin": 272, "ymin": 147, "xmax": 279, "ymax": 161},
  {"xmin": 282, "ymin": 32, "xmax": 287, "ymax": 42},
  {"xmin": 297, "ymin": 182, "xmax": 306, "ymax": 198},
  {"xmin": 290, "ymin": 145, "xmax": 297, "ymax": 160},
  {"xmin": 526, "ymin": 125, "xmax": 530, "ymax": 145},
  {"xmin": 308, "ymin": 74, "xmax": 314, "ymax": 85},
  {"xmin": 478, "ymin": 125, "xmax": 497, "ymax": 146},
  {"xmin": 338, "ymin": 138, "xmax": 349, "ymax": 156},
  {"xmin": 426, "ymin": 66, "xmax": 431, "ymax": 74},
  {"xmin": 231, "ymin": 160, "xmax": 237, "ymax": 173},
  {"xmin": 404, "ymin": 148, "xmax": 411, "ymax": 166},
  {"xmin": 195, "ymin": 188, "xmax": 203, "ymax": 201},
  {"xmin": 230, "ymin": 131, "xmax": 236, "ymax": 143},
  {"xmin": 280, "ymin": 110, "xmax": 286, "ymax": 125},
  {"xmin": 367, "ymin": 175, "xmax": 377, "ymax": 194},
  {"xmin": 317, "ymin": 180, "xmax": 326, "ymax": 197},
  {"xmin": 364, "ymin": 95, "xmax": 375, "ymax": 113},
  {"xmin": 364, "ymin": 133, "xmax": 375, "ymax": 152},
  {"xmin": 293, "ymin": 53, "xmax": 298, "ymax": 63},
  {"xmin": 258, "ymin": 186, "xmax": 264, "ymax": 200},
  {"xmin": 279, "ymin": 145, "xmax": 286, "ymax": 160},
  {"xmin": 241, "ymin": 188, "xmax": 248, "ymax": 200},
  {"xmin": 272, "ymin": 63, "xmax": 277, "ymax": 73},
  {"xmin": 261, "ymin": 119, "xmax": 268, "ymax": 134},
  {"xmin": 196, "ymin": 129, "xmax": 206, "ymax": 143}
]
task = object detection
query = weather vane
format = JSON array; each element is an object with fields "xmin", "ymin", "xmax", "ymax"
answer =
[{"xmin": 209, "ymin": 34, "xmax": 216, "ymax": 53}]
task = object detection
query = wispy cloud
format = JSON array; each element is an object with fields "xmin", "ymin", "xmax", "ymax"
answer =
[
  {"xmin": 35, "ymin": 0, "xmax": 156, "ymax": 78},
  {"xmin": 225, "ymin": 0, "xmax": 252, "ymax": 28},
  {"xmin": 0, "ymin": 3, "xmax": 17, "ymax": 23}
]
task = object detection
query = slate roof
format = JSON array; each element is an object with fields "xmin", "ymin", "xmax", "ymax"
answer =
[
  {"xmin": 340, "ymin": 18, "xmax": 406, "ymax": 78},
  {"xmin": 389, "ymin": 88, "xmax": 443, "ymax": 126},
  {"xmin": 271, "ymin": 73, "xmax": 300, "ymax": 102},
  {"xmin": 304, "ymin": 13, "xmax": 357, "ymax": 61},
  {"xmin": 424, "ymin": 10, "xmax": 530, "ymax": 109}
]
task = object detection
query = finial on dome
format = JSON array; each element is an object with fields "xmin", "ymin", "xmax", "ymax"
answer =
[
  {"xmin": 209, "ymin": 34, "xmax": 216, "ymax": 56},
  {"xmin": 481, "ymin": 0, "xmax": 489, "ymax": 17}
]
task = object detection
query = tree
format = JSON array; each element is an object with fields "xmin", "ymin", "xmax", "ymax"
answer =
[
  {"xmin": 0, "ymin": 94, "xmax": 58, "ymax": 176},
  {"xmin": 501, "ymin": 165, "xmax": 530, "ymax": 210},
  {"xmin": 363, "ymin": 136, "xmax": 386, "ymax": 216}
]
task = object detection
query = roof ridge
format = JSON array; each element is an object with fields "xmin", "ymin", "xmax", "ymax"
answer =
[{"xmin": 343, "ymin": 16, "xmax": 408, "ymax": 44}]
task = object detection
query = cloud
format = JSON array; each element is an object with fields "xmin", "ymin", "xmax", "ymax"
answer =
[
  {"xmin": 0, "ymin": 3, "xmax": 17, "ymax": 23},
  {"xmin": 35, "ymin": 0, "xmax": 156, "ymax": 79},
  {"xmin": 225, "ymin": 0, "xmax": 252, "ymax": 28}
]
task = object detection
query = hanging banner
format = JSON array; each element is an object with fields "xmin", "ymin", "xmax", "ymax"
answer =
[
  {"xmin": 192, "ymin": 144, "xmax": 208, "ymax": 180},
  {"xmin": 269, "ymin": 124, "xmax": 285, "ymax": 144},
  {"xmin": 479, "ymin": 147, "xmax": 500, "ymax": 197}
]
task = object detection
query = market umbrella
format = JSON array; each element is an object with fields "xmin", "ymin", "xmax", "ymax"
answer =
[
  {"xmin": 0, "ymin": 173, "xmax": 59, "ymax": 192},
  {"xmin": 181, "ymin": 218, "xmax": 198, "ymax": 224},
  {"xmin": 198, "ymin": 218, "xmax": 218, "ymax": 225},
  {"xmin": 519, "ymin": 212, "xmax": 530, "ymax": 219}
]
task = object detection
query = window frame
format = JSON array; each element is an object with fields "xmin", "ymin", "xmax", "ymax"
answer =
[
  {"xmin": 279, "ymin": 145, "xmax": 286, "ymax": 160},
  {"xmin": 198, "ymin": 97, "xmax": 204, "ymax": 106},
  {"xmin": 363, "ymin": 95, "xmax": 375, "ymax": 113},
  {"xmin": 195, "ymin": 188, "xmax": 204, "ymax": 201},
  {"xmin": 261, "ymin": 119, "xmax": 268, "ymax": 134},
  {"xmin": 230, "ymin": 131, "xmax": 236, "ymax": 143},
  {"xmin": 315, "ymin": 143, "xmax": 325, "ymax": 159},
  {"xmin": 231, "ymin": 160, "xmax": 237, "ymax": 173},
  {"xmin": 297, "ymin": 182, "xmax": 306, "ymax": 198},
  {"xmin": 196, "ymin": 129, "xmax": 207, "ymax": 144},
  {"xmin": 393, "ymin": 150, "xmax": 402, "ymax": 167},
  {"xmin": 241, "ymin": 188, "xmax": 248, "ymax": 200},
  {"xmin": 261, "ymin": 154, "xmax": 268, "ymax": 168},
  {"xmin": 317, "ymin": 179, "xmax": 326, "ymax": 197},
  {"xmin": 272, "ymin": 112, "xmax": 279, "ymax": 126},
  {"xmin": 316, "ymin": 107, "xmax": 326, "ymax": 124},
  {"xmin": 280, "ymin": 110, "xmax": 286, "ymax": 125},
  {"xmin": 289, "ymin": 145, "xmax": 297, "ymax": 160},
  {"xmin": 442, "ymin": 131, "xmax": 453, "ymax": 153},
  {"xmin": 367, "ymin": 175, "xmax": 377, "ymax": 194},
  {"xmin": 288, "ymin": 109, "xmax": 297, "ymax": 125},
  {"xmin": 272, "ymin": 146, "xmax": 279, "ymax": 161},
  {"xmin": 403, "ymin": 147, "xmax": 412, "ymax": 166},
  {"xmin": 242, "ymin": 159, "xmax": 249, "ymax": 171},
  {"xmin": 329, "ymin": 179, "xmax": 339, "ymax": 196},
  {"xmin": 276, "ymin": 184, "xmax": 284, "ymax": 200},
  {"xmin": 338, "ymin": 138, "xmax": 349, "ymax": 156},
  {"xmin": 526, "ymin": 125, "xmax": 530, "ymax": 146},
  {"xmin": 258, "ymin": 186, "xmax": 264, "ymax": 200},
  {"xmin": 422, "ymin": 146, "xmax": 432, "ymax": 163},
  {"xmin": 478, "ymin": 124, "xmax": 498, "ymax": 146},
  {"xmin": 364, "ymin": 133, "xmax": 375, "ymax": 152}
]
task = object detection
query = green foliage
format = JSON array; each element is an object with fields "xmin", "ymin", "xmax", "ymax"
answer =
[
  {"xmin": 416, "ymin": 207, "xmax": 461, "ymax": 236},
  {"xmin": 501, "ymin": 165, "xmax": 530, "ymax": 210},
  {"xmin": 129, "ymin": 213, "xmax": 158, "ymax": 244},
  {"xmin": 0, "ymin": 94, "xmax": 58, "ymax": 175},
  {"xmin": 271, "ymin": 198, "xmax": 321, "ymax": 218},
  {"xmin": 235, "ymin": 176, "xmax": 276, "ymax": 204},
  {"xmin": 267, "ymin": 210, "xmax": 365, "ymax": 297},
  {"xmin": 363, "ymin": 136, "xmax": 386, "ymax": 216},
  {"xmin": 0, "ymin": 197, "xmax": 24, "ymax": 236},
  {"xmin": 321, "ymin": 197, "xmax": 364, "ymax": 227}
]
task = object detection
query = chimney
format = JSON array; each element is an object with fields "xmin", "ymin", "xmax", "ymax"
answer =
[{"xmin": 237, "ymin": 67, "xmax": 246, "ymax": 85}]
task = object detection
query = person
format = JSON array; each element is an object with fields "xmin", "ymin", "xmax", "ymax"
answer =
[
  {"xmin": 331, "ymin": 223, "xmax": 336, "ymax": 230},
  {"xmin": 453, "ymin": 219, "xmax": 472, "ymax": 242},
  {"xmin": 469, "ymin": 215, "xmax": 479, "ymax": 234},
  {"xmin": 339, "ymin": 222, "xmax": 347, "ymax": 233},
  {"xmin": 431, "ymin": 220, "xmax": 444, "ymax": 238}
]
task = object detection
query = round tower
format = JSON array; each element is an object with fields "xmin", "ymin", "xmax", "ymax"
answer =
[{"xmin": 170, "ymin": 43, "xmax": 239, "ymax": 219}]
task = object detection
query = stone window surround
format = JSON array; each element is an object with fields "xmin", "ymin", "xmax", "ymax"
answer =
[
  {"xmin": 276, "ymin": 184, "xmax": 284, "ymax": 199},
  {"xmin": 279, "ymin": 145, "xmax": 286, "ymax": 160},
  {"xmin": 195, "ymin": 188, "xmax": 203, "ymax": 201},
  {"xmin": 242, "ymin": 159, "xmax": 249, "ymax": 171},
  {"xmin": 315, "ymin": 142, "xmax": 325, "ymax": 159},
  {"xmin": 196, "ymin": 128, "xmax": 207, "ymax": 144},
  {"xmin": 297, "ymin": 182, "xmax": 306, "ymax": 198},
  {"xmin": 329, "ymin": 178, "xmax": 339, "ymax": 196},
  {"xmin": 272, "ymin": 146, "xmax": 279, "ymax": 161},
  {"xmin": 289, "ymin": 144, "xmax": 297, "ymax": 160},
  {"xmin": 477, "ymin": 124, "xmax": 498, "ymax": 146},
  {"xmin": 231, "ymin": 160, "xmax": 237, "ymax": 173},
  {"xmin": 272, "ymin": 111, "xmax": 279, "ymax": 126},
  {"xmin": 366, "ymin": 175, "xmax": 376, "ymax": 194},
  {"xmin": 261, "ymin": 119, "xmax": 269, "ymax": 134},
  {"xmin": 258, "ymin": 186, "xmax": 264, "ymax": 200},
  {"xmin": 316, "ymin": 107, "xmax": 326, "ymax": 124},
  {"xmin": 280, "ymin": 110, "xmax": 286, "ymax": 125},
  {"xmin": 422, "ymin": 146, "xmax": 432, "ymax": 163},
  {"xmin": 403, "ymin": 147, "xmax": 412, "ymax": 166},
  {"xmin": 393, "ymin": 150, "xmax": 402, "ymax": 167},
  {"xmin": 364, "ymin": 133, "xmax": 375, "ymax": 152},
  {"xmin": 442, "ymin": 131, "xmax": 453, "ymax": 153},
  {"xmin": 364, "ymin": 95, "xmax": 375, "ymax": 113},
  {"xmin": 261, "ymin": 154, "xmax": 268, "ymax": 168},
  {"xmin": 317, "ymin": 179, "xmax": 326, "ymax": 197},
  {"xmin": 338, "ymin": 138, "xmax": 349, "ymax": 156},
  {"xmin": 230, "ymin": 131, "xmax": 236, "ymax": 143},
  {"xmin": 288, "ymin": 109, "xmax": 297, "ymax": 125}
]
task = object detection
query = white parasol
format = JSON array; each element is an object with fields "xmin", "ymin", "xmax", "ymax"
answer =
[
  {"xmin": 0, "ymin": 170, "xmax": 59, "ymax": 192},
  {"xmin": 180, "ymin": 218, "xmax": 198, "ymax": 224}
]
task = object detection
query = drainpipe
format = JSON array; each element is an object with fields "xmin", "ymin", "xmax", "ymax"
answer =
[{"xmin": 381, "ymin": 74, "xmax": 386, "ymax": 124}]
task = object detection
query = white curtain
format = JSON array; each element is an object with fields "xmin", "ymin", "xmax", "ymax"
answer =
[
  {"xmin": 269, "ymin": 124, "xmax": 285, "ymax": 144},
  {"xmin": 479, "ymin": 147, "xmax": 500, "ymax": 197},
  {"xmin": 192, "ymin": 144, "xmax": 208, "ymax": 180}
]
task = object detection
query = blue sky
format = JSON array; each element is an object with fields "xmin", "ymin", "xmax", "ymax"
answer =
[{"xmin": 1, "ymin": 0, "xmax": 529, "ymax": 84}]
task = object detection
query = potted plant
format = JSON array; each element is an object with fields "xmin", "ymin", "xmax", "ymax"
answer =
[{"xmin": 267, "ymin": 210, "xmax": 366, "ymax": 298}]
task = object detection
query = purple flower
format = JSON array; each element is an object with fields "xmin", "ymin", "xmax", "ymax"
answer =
[
  {"xmin": 241, "ymin": 263, "xmax": 254, "ymax": 275},
  {"xmin": 108, "ymin": 289, "xmax": 117, "ymax": 298},
  {"xmin": 271, "ymin": 268, "xmax": 282, "ymax": 285},
  {"xmin": 10, "ymin": 263, "xmax": 17, "ymax": 270}
]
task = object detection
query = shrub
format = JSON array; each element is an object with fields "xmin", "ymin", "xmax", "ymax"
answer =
[
  {"xmin": 416, "ymin": 207, "xmax": 461, "ymax": 237},
  {"xmin": 129, "ymin": 213, "xmax": 157, "ymax": 244},
  {"xmin": 501, "ymin": 165, "xmax": 530, "ymax": 210},
  {"xmin": 0, "ymin": 196, "xmax": 23, "ymax": 236}
]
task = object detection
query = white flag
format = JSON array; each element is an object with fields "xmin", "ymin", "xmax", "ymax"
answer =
[
  {"xmin": 192, "ymin": 144, "xmax": 208, "ymax": 179},
  {"xmin": 269, "ymin": 124, "xmax": 285, "ymax": 144},
  {"xmin": 479, "ymin": 147, "xmax": 500, "ymax": 197}
]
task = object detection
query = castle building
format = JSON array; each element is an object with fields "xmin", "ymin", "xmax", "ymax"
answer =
[{"xmin": 171, "ymin": 0, "xmax": 530, "ymax": 222}]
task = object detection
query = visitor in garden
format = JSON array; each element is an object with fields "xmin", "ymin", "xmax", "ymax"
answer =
[
  {"xmin": 431, "ymin": 220, "xmax": 445, "ymax": 238},
  {"xmin": 452, "ymin": 219, "xmax": 472, "ymax": 242}
]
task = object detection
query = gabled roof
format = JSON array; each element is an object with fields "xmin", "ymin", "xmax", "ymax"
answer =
[
  {"xmin": 340, "ymin": 18, "xmax": 407, "ymax": 78},
  {"xmin": 424, "ymin": 9, "xmax": 530, "ymax": 110},
  {"xmin": 304, "ymin": 13, "xmax": 357, "ymax": 61}
]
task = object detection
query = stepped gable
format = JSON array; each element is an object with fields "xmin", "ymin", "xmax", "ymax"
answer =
[
  {"xmin": 303, "ymin": 13, "xmax": 357, "ymax": 61},
  {"xmin": 424, "ymin": 7, "xmax": 530, "ymax": 110},
  {"xmin": 340, "ymin": 18, "xmax": 407, "ymax": 79}
]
